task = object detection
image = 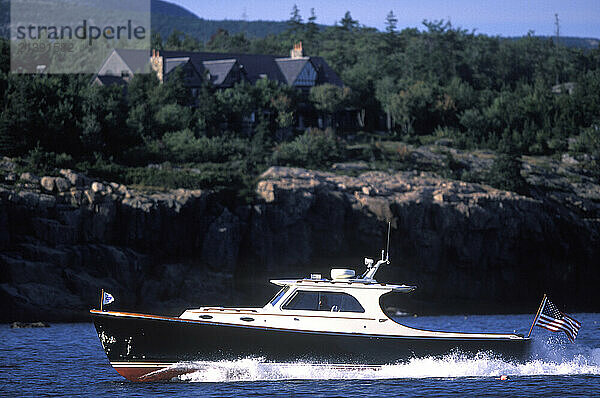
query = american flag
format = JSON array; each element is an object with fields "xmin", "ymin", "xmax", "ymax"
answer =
[{"xmin": 534, "ymin": 297, "xmax": 581, "ymax": 343}]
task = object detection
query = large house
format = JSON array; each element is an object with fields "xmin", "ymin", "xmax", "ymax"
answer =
[
  {"xmin": 94, "ymin": 43, "xmax": 342, "ymax": 91},
  {"xmin": 93, "ymin": 43, "xmax": 345, "ymax": 130}
]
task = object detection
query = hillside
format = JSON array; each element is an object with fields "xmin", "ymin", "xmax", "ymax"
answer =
[
  {"xmin": 508, "ymin": 35, "xmax": 600, "ymax": 50},
  {"xmin": 150, "ymin": 0, "xmax": 294, "ymax": 41},
  {"xmin": 2, "ymin": 0, "xmax": 596, "ymax": 50}
]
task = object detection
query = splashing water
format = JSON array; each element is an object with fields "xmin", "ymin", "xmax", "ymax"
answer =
[
  {"xmin": 2, "ymin": 320, "xmax": 597, "ymax": 397},
  {"xmin": 176, "ymin": 340, "xmax": 600, "ymax": 383}
]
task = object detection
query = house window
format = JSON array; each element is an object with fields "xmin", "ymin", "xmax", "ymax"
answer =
[
  {"xmin": 191, "ymin": 88, "xmax": 198, "ymax": 97},
  {"xmin": 282, "ymin": 291, "xmax": 365, "ymax": 313},
  {"xmin": 294, "ymin": 63, "xmax": 317, "ymax": 86},
  {"xmin": 121, "ymin": 70, "xmax": 130, "ymax": 77}
]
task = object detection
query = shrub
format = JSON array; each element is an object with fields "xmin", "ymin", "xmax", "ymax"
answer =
[
  {"xmin": 123, "ymin": 164, "xmax": 244, "ymax": 190},
  {"xmin": 272, "ymin": 128, "xmax": 344, "ymax": 169},
  {"xmin": 20, "ymin": 145, "xmax": 74, "ymax": 175},
  {"xmin": 485, "ymin": 153, "xmax": 528, "ymax": 194},
  {"xmin": 76, "ymin": 157, "xmax": 248, "ymax": 191},
  {"xmin": 571, "ymin": 125, "xmax": 600, "ymax": 157},
  {"xmin": 161, "ymin": 129, "xmax": 249, "ymax": 163},
  {"xmin": 76, "ymin": 155, "xmax": 127, "ymax": 182},
  {"xmin": 442, "ymin": 152, "xmax": 466, "ymax": 179}
]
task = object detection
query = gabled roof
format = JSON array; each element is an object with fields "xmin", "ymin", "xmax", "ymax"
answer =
[
  {"xmin": 202, "ymin": 59, "xmax": 237, "ymax": 86},
  {"xmin": 96, "ymin": 49, "xmax": 343, "ymax": 88},
  {"xmin": 310, "ymin": 56, "xmax": 344, "ymax": 87},
  {"xmin": 158, "ymin": 50, "xmax": 288, "ymax": 84},
  {"xmin": 163, "ymin": 56, "xmax": 204, "ymax": 87},
  {"xmin": 275, "ymin": 57, "xmax": 311, "ymax": 85},
  {"xmin": 113, "ymin": 49, "xmax": 151, "ymax": 73},
  {"xmin": 164, "ymin": 57, "xmax": 191, "ymax": 75}
]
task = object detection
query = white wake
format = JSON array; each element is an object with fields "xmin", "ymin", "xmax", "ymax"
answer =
[{"xmin": 173, "ymin": 343, "xmax": 600, "ymax": 383}]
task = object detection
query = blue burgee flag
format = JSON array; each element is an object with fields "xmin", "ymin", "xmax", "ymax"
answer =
[{"xmin": 102, "ymin": 292, "xmax": 115, "ymax": 306}]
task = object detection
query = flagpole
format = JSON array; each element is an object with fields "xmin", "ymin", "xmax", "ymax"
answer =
[
  {"xmin": 100, "ymin": 289, "xmax": 104, "ymax": 312},
  {"xmin": 526, "ymin": 293, "xmax": 547, "ymax": 338}
]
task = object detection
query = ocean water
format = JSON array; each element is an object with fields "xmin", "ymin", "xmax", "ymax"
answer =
[{"xmin": 1, "ymin": 313, "xmax": 599, "ymax": 397}]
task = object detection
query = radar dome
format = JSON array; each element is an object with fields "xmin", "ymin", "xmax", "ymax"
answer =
[{"xmin": 331, "ymin": 269, "xmax": 355, "ymax": 280}]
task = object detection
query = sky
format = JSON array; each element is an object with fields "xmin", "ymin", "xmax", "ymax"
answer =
[{"xmin": 167, "ymin": 0, "xmax": 600, "ymax": 38}]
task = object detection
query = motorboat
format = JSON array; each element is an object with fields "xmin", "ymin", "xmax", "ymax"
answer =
[{"xmin": 91, "ymin": 243, "xmax": 530, "ymax": 382}]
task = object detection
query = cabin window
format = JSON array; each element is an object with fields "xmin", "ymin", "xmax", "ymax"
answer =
[
  {"xmin": 269, "ymin": 286, "xmax": 289, "ymax": 306},
  {"xmin": 282, "ymin": 291, "xmax": 365, "ymax": 313}
]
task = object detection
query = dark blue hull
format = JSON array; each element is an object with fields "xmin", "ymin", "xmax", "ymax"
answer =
[{"xmin": 90, "ymin": 310, "xmax": 531, "ymax": 381}]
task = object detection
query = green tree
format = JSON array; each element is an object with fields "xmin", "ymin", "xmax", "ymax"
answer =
[
  {"xmin": 385, "ymin": 10, "xmax": 398, "ymax": 34},
  {"xmin": 342, "ymin": 62, "xmax": 381, "ymax": 129},
  {"xmin": 165, "ymin": 29, "xmax": 184, "ymax": 49},
  {"xmin": 304, "ymin": 8, "xmax": 320, "ymax": 53},
  {"xmin": 288, "ymin": 4, "xmax": 303, "ymax": 37},
  {"xmin": 376, "ymin": 78, "xmax": 443, "ymax": 135},
  {"xmin": 375, "ymin": 76, "xmax": 398, "ymax": 132},
  {"xmin": 573, "ymin": 70, "xmax": 600, "ymax": 128},
  {"xmin": 194, "ymin": 81, "xmax": 219, "ymax": 135},
  {"xmin": 207, "ymin": 30, "xmax": 250, "ymax": 53},
  {"xmin": 339, "ymin": 11, "xmax": 359, "ymax": 31},
  {"xmin": 151, "ymin": 31, "xmax": 164, "ymax": 51},
  {"xmin": 215, "ymin": 82, "xmax": 254, "ymax": 133},
  {"xmin": 126, "ymin": 74, "xmax": 160, "ymax": 138},
  {"xmin": 78, "ymin": 84, "xmax": 130, "ymax": 156},
  {"xmin": 155, "ymin": 104, "xmax": 193, "ymax": 135},
  {"xmin": 309, "ymin": 84, "xmax": 351, "ymax": 128}
]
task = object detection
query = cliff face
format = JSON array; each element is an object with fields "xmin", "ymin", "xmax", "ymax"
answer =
[
  {"xmin": 1, "ymin": 165, "xmax": 599, "ymax": 322},
  {"xmin": 254, "ymin": 167, "xmax": 599, "ymax": 308}
]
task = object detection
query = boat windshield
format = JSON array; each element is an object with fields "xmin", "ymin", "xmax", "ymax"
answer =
[
  {"xmin": 282, "ymin": 290, "xmax": 365, "ymax": 313},
  {"xmin": 269, "ymin": 286, "xmax": 290, "ymax": 306}
]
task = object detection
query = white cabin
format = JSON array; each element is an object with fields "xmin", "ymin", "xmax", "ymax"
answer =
[{"xmin": 179, "ymin": 260, "xmax": 522, "ymax": 340}]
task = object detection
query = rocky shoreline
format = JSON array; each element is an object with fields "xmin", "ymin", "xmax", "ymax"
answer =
[{"xmin": 1, "ymin": 157, "xmax": 599, "ymax": 322}]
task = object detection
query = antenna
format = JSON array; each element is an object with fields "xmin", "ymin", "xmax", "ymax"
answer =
[
  {"xmin": 361, "ymin": 222, "xmax": 392, "ymax": 280},
  {"xmin": 385, "ymin": 221, "xmax": 391, "ymax": 262}
]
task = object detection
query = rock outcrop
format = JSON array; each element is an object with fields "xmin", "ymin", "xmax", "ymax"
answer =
[
  {"xmin": 1, "ymin": 162, "xmax": 599, "ymax": 321},
  {"xmin": 255, "ymin": 167, "xmax": 599, "ymax": 309}
]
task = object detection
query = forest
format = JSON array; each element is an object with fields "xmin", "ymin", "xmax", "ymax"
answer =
[{"xmin": 1, "ymin": 7, "xmax": 599, "ymax": 201}]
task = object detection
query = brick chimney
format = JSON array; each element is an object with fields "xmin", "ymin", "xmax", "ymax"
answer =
[
  {"xmin": 290, "ymin": 41, "xmax": 304, "ymax": 58},
  {"xmin": 150, "ymin": 49, "xmax": 164, "ymax": 82}
]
